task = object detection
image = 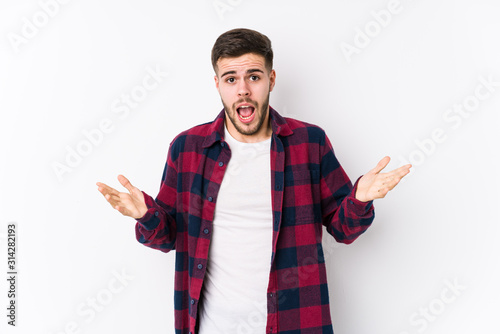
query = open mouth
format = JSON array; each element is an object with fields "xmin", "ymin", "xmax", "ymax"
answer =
[{"xmin": 236, "ymin": 105, "xmax": 256, "ymax": 124}]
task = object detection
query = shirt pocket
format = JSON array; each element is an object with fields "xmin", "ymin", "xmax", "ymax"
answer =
[{"xmin": 283, "ymin": 169, "xmax": 321, "ymax": 226}]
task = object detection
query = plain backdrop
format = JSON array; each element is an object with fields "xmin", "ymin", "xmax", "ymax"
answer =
[{"xmin": 1, "ymin": 0, "xmax": 499, "ymax": 333}]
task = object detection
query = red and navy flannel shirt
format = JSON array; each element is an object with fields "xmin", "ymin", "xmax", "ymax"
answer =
[{"xmin": 135, "ymin": 107, "xmax": 375, "ymax": 334}]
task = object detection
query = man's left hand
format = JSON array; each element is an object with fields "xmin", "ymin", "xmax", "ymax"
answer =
[{"xmin": 355, "ymin": 156, "xmax": 412, "ymax": 202}]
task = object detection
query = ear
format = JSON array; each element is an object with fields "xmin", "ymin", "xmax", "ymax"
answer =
[
  {"xmin": 214, "ymin": 75, "xmax": 220, "ymax": 90},
  {"xmin": 269, "ymin": 69, "xmax": 276, "ymax": 92}
]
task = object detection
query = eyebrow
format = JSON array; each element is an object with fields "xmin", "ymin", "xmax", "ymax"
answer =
[{"xmin": 220, "ymin": 68, "xmax": 265, "ymax": 78}]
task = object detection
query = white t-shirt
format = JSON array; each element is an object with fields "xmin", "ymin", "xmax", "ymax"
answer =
[{"xmin": 198, "ymin": 124, "xmax": 273, "ymax": 334}]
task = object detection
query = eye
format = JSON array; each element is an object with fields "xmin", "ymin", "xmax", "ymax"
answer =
[
  {"xmin": 226, "ymin": 77, "xmax": 235, "ymax": 83},
  {"xmin": 250, "ymin": 75, "xmax": 260, "ymax": 81}
]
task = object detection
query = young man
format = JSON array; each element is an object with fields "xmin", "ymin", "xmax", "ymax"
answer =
[{"xmin": 97, "ymin": 28, "xmax": 411, "ymax": 334}]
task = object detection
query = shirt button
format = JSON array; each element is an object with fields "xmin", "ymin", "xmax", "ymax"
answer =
[
  {"xmin": 191, "ymin": 299, "xmax": 195, "ymax": 305},
  {"xmin": 197, "ymin": 264, "xmax": 203, "ymax": 270},
  {"xmin": 221, "ymin": 142, "xmax": 225, "ymax": 147},
  {"xmin": 203, "ymin": 228, "xmax": 209, "ymax": 234},
  {"xmin": 154, "ymin": 211, "xmax": 159, "ymax": 217},
  {"xmin": 208, "ymin": 196, "xmax": 213, "ymax": 202},
  {"xmin": 218, "ymin": 161, "xmax": 224, "ymax": 167},
  {"xmin": 276, "ymin": 185, "xmax": 282, "ymax": 190},
  {"xmin": 349, "ymin": 200, "xmax": 354, "ymax": 205}
]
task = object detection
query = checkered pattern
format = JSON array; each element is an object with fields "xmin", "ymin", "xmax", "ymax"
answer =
[{"xmin": 135, "ymin": 107, "xmax": 375, "ymax": 334}]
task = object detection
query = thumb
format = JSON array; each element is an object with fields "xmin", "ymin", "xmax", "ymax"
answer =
[
  {"xmin": 369, "ymin": 156, "xmax": 391, "ymax": 175},
  {"xmin": 117, "ymin": 174, "xmax": 135, "ymax": 193}
]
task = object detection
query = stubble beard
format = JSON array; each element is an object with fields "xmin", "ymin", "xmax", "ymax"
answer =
[{"xmin": 223, "ymin": 93, "xmax": 271, "ymax": 137}]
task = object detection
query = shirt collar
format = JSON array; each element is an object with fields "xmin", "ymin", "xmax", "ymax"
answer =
[{"xmin": 202, "ymin": 106, "xmax": 293, "ymax": 148}]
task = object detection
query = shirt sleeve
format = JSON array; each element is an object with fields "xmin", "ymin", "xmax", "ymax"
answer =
[
  {"xmin": 319, "ymin": 133, "xmax": 375, "ymax": 244},
  {"xmin": 134, "ymin": 141, "xmax": 179, "ymax": 253}
]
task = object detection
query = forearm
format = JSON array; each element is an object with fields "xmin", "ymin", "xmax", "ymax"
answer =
[
  {"xmin": 135, "ymin": 191, "xmax": 177, "ymax": 252},
  {"xmin": 323, "ymin": 176, "xmax": 375, "ymax": 244}
]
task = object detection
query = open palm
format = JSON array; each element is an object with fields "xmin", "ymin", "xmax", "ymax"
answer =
[
  {"xmin": 355, "ymin": 156, "xmax": 412, "ymax": 202},
  {"xmin": 96, "ymin": 175, "xmax": 148, "ymax": 219}
]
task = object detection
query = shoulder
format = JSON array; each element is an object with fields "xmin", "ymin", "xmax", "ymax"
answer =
[
  {"xmin": 168, "ymin": 120, "xmax": 217, "ymax": 160},
  {"xmin": 283, "ymin": 117, "xmax": 328, "ymax": 146},
  {"xmin": 172, "ymin": 120, "xmax": 214, "ymax": 143}
]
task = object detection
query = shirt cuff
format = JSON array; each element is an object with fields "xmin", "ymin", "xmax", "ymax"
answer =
[
  {"xmin": 347, "ymin": 176, "xmax": 374, "ymax": 215},
  {"xmin": 135, "ymin": 191, "xmax": 161, "ymax": 230}
]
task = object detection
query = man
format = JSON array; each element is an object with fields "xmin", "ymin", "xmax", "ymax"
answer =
[{"xmin": 97, "ymin": 28, "xmax": 411, "ymax": 334}]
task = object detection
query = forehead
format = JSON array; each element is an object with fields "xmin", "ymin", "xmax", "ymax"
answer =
[{"xmin": 216, "ymin": 53, "xmax": 267, "ymax": 75}]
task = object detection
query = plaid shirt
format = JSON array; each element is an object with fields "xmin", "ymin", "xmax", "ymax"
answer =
[{"xmin": 135, "ymin": 107, "xmax": 375, "ymax": 334}]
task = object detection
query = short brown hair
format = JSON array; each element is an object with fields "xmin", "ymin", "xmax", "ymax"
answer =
[{"xmin": 211, "ymin": 28, "xmax": 273, "ymax": 73}]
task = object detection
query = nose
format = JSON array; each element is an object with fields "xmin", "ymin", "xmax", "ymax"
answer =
[{"xmin": 237, "ymin": 80, "xmax": 250, "ymax": 97}]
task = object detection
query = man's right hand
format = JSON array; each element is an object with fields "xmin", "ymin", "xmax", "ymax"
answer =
[{"xmin": 97, "ymin": 175, "xmax": 148, "ymax": 219}]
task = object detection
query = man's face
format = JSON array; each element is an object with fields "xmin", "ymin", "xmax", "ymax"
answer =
[{"xmin": 214, "ymin": 53, "xmax": 276, "ymax": 143}]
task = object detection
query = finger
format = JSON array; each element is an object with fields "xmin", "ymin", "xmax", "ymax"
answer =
[
  {"xmin": 371, "ymin": 164, "xmax": 412, "ymax": 199},
  {"xmin": 393, "ymin": 164, "xmax": 412, "ymax": 179},
  {"xmin": 117, "ymin": 174, "xmax": 135, "ymax": 193},
  {"xmin": 385, "ymin": 168, "xmax": 411, "ymax": 190},
  {"xmin": 396, "ymin": 164, "xmax": 412, "ymax": 173},
  {"xmin": 381, "ymin": 164, "xmax": 412, "ymax": 179},
  {"xmin": 102, "ymin": 193, "xmax": 122, "ymax": 208},
  {"xmin": 97, "ymin": 183, "xmax": 120, "ymax": 197},
  {"xmin": 369, "ymin": 156, "xmax": 391, "ymax": 175},
  {"xmin": 116, "ymin": 193, "xmax": 138, "ymax": 211},
  {"xmin": 106, "ymin": 192, "xmax": 122, "ymax": 203},
  {"xmin": 399, "ymin": 165, "xmax": 412, "ymax": 177},
  {"xmin": 386, "ymin": 179, "xmax": 401, "ymax": 191},
  {"xmin": 115, "ymin": 204, "xmax": 125, "ymax": 215}
]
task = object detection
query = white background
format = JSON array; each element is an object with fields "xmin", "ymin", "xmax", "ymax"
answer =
[{"xmin": 1, "ymin": 0, "xmax": 499, "ymax": 333}]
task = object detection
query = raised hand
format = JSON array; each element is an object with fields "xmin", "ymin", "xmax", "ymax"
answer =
[
  {"xmin": 355, "ymin": 156, "xmax": 412, "ymax": 202},
  {"xmin": 96, "ymin": 175, "xmax": 148, "ymax": 219}
]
